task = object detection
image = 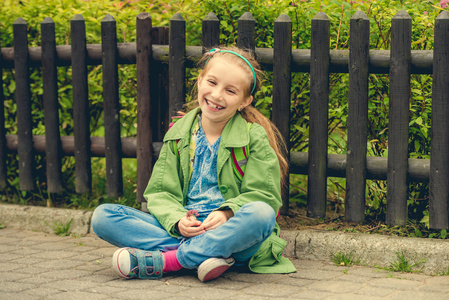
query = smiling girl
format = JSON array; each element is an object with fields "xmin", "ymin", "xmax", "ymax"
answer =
[{"xmin": 91, "ymin": 46, "xmax": 296, "ymax": 282}]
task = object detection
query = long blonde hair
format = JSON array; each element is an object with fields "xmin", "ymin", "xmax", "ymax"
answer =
[{"xmin": 185, "ymin": 46, "xmax": 288, "ymax": 183}]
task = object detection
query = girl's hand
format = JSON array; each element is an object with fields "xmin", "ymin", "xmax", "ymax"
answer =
[
  {"xmin": 202, "ymin": 210, "xmax": 234, "ymax": 231},
  {"xmin": 177, "ymin": 216, "xmax": 205, "ymax": 237}
]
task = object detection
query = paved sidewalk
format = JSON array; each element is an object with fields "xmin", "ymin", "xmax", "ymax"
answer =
[{"xmin": 1, "ymin": 228, "xmax": 448, "ymax": 299}]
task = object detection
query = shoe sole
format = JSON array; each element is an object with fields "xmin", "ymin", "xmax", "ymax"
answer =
[{"xmin": 198, "ymin": 258, "xmax": 234, "ymax": 282}]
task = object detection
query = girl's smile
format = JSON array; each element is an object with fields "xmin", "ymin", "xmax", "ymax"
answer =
[{"xmin": 205, "ymin": 98, "xmax": 225, "ymax": 111}]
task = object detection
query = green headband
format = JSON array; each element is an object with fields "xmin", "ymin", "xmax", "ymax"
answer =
[{"xmin": 205, "ymin": 48, "xmax": 257, "ymax": 95}]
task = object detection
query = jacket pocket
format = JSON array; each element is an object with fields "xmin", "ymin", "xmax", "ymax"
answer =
[{"xmin": 270, "ymin": 235, "xmax": 287, "ymax": 262}]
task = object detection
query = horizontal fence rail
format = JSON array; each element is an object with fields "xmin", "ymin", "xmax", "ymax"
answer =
[
  {"xmin": 2, "ymin": 137, "xmax": 432, "ymax": 182},
  {"xmin": 0, "ymin": 46, "xmax": 436, "ymax": 74},
  {"xmin": 0, "ymin": 10, "xmax": 448, "ymax": 229}
]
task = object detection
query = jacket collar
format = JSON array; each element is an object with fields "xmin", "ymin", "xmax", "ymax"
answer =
[{"xmin": 163, "ymin": 107, "xmax": 250, "ymax": 148}]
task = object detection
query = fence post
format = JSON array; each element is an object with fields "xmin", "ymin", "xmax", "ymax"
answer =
[
  {"xmin": 0, "ymin": 35, "xmax": 7, "ymax": 190},
  {"xmin": 307, "ymin": 12, "xmax": 330, "ymax": 218},
  {"xmin": 237, "ymin": 12, "xmax": 255, "ymax": 52},
  {"xmin": 136, "ymin": 12, "xmax": 153, "ymax": 211},
  {"xmin": 345, "ymin": 11, "xmax": 370, "ymax": 222},
  {"xmin": 150, "ymin": 27, "xmax": 169, "ymax": 142},
  {"xmin": 202, "ymin": 12, "xmax": 220, "ymax": 52},
  {"xmin": 386, "ymin": 10, "xmax": 412, "ymax": 226},
  {"xmin": 101, "ymin": 14, "xmax": 123, "ymax": 198},
  {"xmin": 13, "ymin": 17, "xmax": 34, "ymax": 191},
  {"xmin": 41, "ymin": 17, "xmax": 63, "ymax": 194},
  {"xmin": 71, "ymin": 14, "xmax": 92, "ymax": 194},
  {"xmin": 430, "ymin": 11, "xmax": 449, "ymax": 229},
  {"xmin": 272, "ymin": 14, "xmax": 292, "ymax": 215},
  {"xmin": 169, "ymin": 13, "xmax": 186, "ymax": 119}
]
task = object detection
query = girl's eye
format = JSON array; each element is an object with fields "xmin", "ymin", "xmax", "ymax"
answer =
[
  {"xmin": 207, "ymin": 80, "xmax": 216, "ymax": 85},
  {"xmin": 227, "ymin": 89, "xmax": 236, "ymax": 94}
]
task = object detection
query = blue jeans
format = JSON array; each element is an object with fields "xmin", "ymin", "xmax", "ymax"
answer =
[{"xmin": 91, "ymin": 201, "xmax": 275, "ymax": 269}]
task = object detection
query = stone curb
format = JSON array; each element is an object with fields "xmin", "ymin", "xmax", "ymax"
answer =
[
  {"xmin": 0, "ymin": 203, "xmax": 92, "ymax": 236},
  {"xmin": 281, "ymin": 229, "xmax": 449, "ymax": 275},
  {"xmin": 1, "ymin": 203, "xmax": 449, "ymax": 275}
]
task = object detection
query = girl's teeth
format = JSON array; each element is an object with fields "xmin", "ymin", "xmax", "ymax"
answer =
[{"xmin": 207, "ymin": 100, "xmax": 224, "ymax": 110}]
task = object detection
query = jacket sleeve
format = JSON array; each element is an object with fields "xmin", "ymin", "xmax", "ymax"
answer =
[
  {"xmin": 143, "ymin": 140, "xmax": 187, "ymax": 238},
  {"xmin": 219, "ymin": 124, "xmax": 282, "ymax": 215}
]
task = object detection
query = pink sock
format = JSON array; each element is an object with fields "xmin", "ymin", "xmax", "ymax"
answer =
[{"xmin": 162, "ymin": 250, "xmax": 183, "ymax": 273}]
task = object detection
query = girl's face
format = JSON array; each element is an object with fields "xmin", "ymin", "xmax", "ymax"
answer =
[{"xmin": 197, "ymin": 58, "xmax": 253, "ymax": 128}]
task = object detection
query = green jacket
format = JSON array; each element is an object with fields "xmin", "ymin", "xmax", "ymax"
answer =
[{"xmin": 144, "ymin": 108, "xmax": 296, "ymax": 274}]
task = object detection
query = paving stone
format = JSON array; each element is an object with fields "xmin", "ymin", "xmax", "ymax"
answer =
[
  {"xmin": 325, "ymin": 293, "xmax": 386, "ymax": 300},
  {"xmin": 0, "ymin": 244, "xmax": 17, "ymax": 253},
  {"xmin": 39, "ymin": 279, "xmax": 99, "ymax": 292},
  {"xmin": 395, "ymin": 272, "xmax": 431, "ymax": 281},
  {"xmin": 45, "ymin": 291, "xmax": 110, "ymax": 300},
  {"xmin": 22, "ymin": 288, "xmax": 65, "ymax": 299},
  {"xmin": 26, "ymin": 234, "xmax": 71, "ymax": 243},
  {"xmin": 269, "ymin": 276, "xmax": 314, "ymax": 287},
  {"xmin": 68, "ymin": 252, "xmax": 109, "ymax": 262},
  {"xmin": 388, "ymin": 290, "xmax": 449, "ymax": 300},
  {"xmin": 0, "ymin": 252, "xmax": 23, "ymax": 263},
  {"xmin": 424, "ymin": 276, "xmax": 449, "ymax": 285},
  {"xmin": 75, "ymin": 261, "xmax": 112, "ymax": 273},
  {"xmin": 15, "ymin": 274, "xmax": 60, "ymax": 285},
  {"xmin": 113, "ymin": 289, "xmax": 174, "ymax": 299},
  {"xmin": 0, "ymin": 281, "xmax": 37, "ymax": 293},
  {"xmin": 226, "ymin": 272, "xmax": 290, "ymax": 284},
  {"xmin": 13, "ymin": 247, "xmax": 41, "ymax": 257},
  {"xmin": 88, "ymin": 247, "xmax": 117, "ymax": 257},
  {"xmin": 240, "ymin": 282, "xmax": 305, "ymax": 298},
  {"xmin": 354, "ymin": 285, "xmax": 398, "ymax": 297},
  {"xmin": 289, "ymin": 289, "xmax": 334, "ymax": 299},
  {"xmin": 1, "ymin": 291, "xmax": 42, "ymax": 300},
  {"xmin": 68, "ymin": 245, "xmax": 100, "ymax": 253},
  {"xmin": 163, "ymin": 274, "xmax": 208, "ymax": 288},
  {"xmin": 83, "ymin": 284, "xmax": 127, "ymax": 296},
  {"xmin": 172, "ymin": 286, "xmax": 244, "ymax": 299},
  {"xmin": 368, "ymin": 277, "xmax": 424, "ymax": 290},
  {"xmin": 103, "ymin": 277, "xmax": 167, "ymax": 289},
  {"xmin": 75, "ymin": 237, "xmax": 113, "ymax": 248},
  {"xmin": 76, "ymin": 273, "xmax": 117, "ymax": 284},
  {"xmin": 335, "ymin": 273, "xmax": 374, "ymax": 283},
  {"xmin": 302, "ymin": 280, "xmax": 366, "ymax": 294},
  {"xmin": 14, "ymin": 265, "xmax": 57, "ymax": 275},
  {"xmin": 90, "ymin": 267, "xmax": 117, "ymax": 277},
  {"xmin": 0, "ymin": 236, "xmax": 22, "ymax": 245},
  {"xmin": 200, "ymin": 277, "xmax": 253, "ymax": 290},
  {"xmin": 32, "ymin": 258, "xmax": 82, "ymax": 270},
  {"xmin": 0, "ymin": 271, "xmax": 30, "ymax": 283},
  {"xmin": 289, "ymin": 268, "xmax": 344, "ymax": 280},
  {"xmin": 1, "ymin": 262, "xmax": 25, "ymax": 272},
  {"xmin": 28, "ymin": 250, "xmax": 76, "ymax": 260},
  {"xmin": 37, "ymin": 269, "xmax": 92, "ymax": 281},
  {"xmin": 417, "ymin": 281, "xmax": 449, "ymax": 293},
  {"xmin": 151, "ymin": 281, "xmax": 188, "ymax": 293},
  {"xmin": 16, "ymin": 255, "xmax": 48, "ymax": 266}
]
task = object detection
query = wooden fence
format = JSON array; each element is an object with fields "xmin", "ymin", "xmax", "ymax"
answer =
[{"xmin": 1, "ymin": 10, "xmax": 448, "ymax": 229}]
